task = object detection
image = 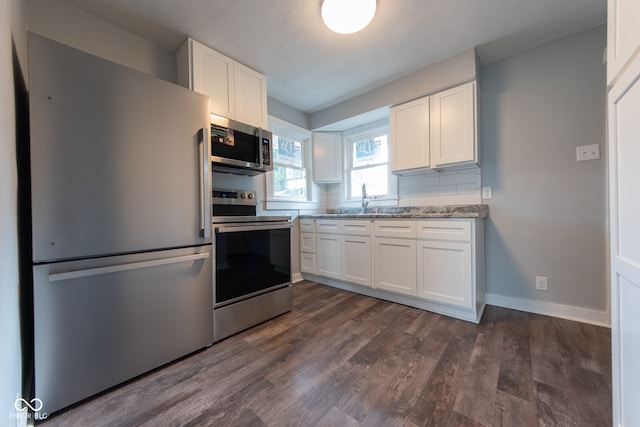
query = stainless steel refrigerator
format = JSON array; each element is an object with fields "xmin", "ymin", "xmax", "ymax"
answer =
[{"xmin": 28, "ymin": 33, "xmax": 213, "ymax": 415}]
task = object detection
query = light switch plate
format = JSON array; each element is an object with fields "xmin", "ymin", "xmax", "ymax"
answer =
[
  {"xmin": 482, "ymin": 186, "xmax": 492, "ymax": 199},
  {"xmin": 576, "ymin": 144, "xmax": 600, "ymax": 162}
]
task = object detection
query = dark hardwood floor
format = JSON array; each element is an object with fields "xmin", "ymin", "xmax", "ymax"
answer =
[{"xmin": 41, "ymin": 281, "xmax": 612, "ymax": 426}]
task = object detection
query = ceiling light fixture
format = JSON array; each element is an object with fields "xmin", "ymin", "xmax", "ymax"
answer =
[{"xmin": 321, "ymin": 0, "xmax": 377, "ymax": 35}]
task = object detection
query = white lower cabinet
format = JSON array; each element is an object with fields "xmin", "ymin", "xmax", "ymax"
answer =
[
  {"xmin": 299, "ymin": 219, "xmax": 316, "ymax": 274},
  {"xmin": 342, "ymin": 235, "xmax": 372, "ymax": 286},
  {"xmin": 373, "ymin": 237, "xmax": 417, "ymax": 296},
  {"xmin": 316, "ymin": 233, "xmax": 341, "ymax": 279},
  {"xmin": 300, "ymin": 252, "xmax": 316, "ymax": 275},
  {"xmin": 417, "ymin": 240, "xmax": 472, "ymax": 308},
  {"xmin": 316, "ymin": 219, "xmax": 372, "ymax": 286},
  {"xmin": 300, "ymin": 217, "xmax": 484, "ymax": 323}
]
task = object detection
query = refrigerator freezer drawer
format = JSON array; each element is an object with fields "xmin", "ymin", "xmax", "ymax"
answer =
[{"xmin": 33, "ymin": 246, "xmax": 213, "ymax": 415}]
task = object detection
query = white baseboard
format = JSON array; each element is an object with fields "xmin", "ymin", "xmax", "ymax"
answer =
[
  {"xmin": 292, "ymin": 272, "xmax": 304, "ymax": 283},
  {"xmin": 484, "ymin": 293, "xmax": 611, "ymax": 327},
  {"xmin": 301, "ymin": 274, "xmax": 484, "ymax": 323}
]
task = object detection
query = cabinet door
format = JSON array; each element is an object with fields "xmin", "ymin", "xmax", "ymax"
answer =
[
  {"xmin": 190, "ymin": 40, "xmax": 235, "ymax": 120},
  {"xmin": 609, "ymin": 45, "xmax": 640, "ymax": 427},
  {"xmin": 390, "ymin": 97, "xmax": 430, "ymax": 172},
  {"xmin": 373, "ymin": 238, "xmax": 416, "ymax": 296},
  {"xmin": 417, "ymin": 240, "xmax": 472, "ymax": 308},
  {"xmin": 608, "ymin": 0, "xmax": 640, "ymax": 86},
  {"xmin": 234, "ymin": 61, "xmax": 268, "ymax": 128},
  {"xmin": 312, "ymin": 132, "xmax": 343, "ymax": 183},
  {"xmin": 317, "ymin": 233, "xmax": 341, "ymax": 279},
  {"xmin": 341, "ymin": 236, "xmax": 372, "ymax": 287},
  {"xmin": 430, "ymin": 81, "xmax": 477, "ymax": 167}
]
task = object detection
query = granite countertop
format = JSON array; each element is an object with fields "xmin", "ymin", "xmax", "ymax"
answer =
[{"xmin": 300, "ymin": 204, "xmax": 488, "ymax": 219}]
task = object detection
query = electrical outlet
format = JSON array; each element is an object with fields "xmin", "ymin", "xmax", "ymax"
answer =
[{"xmin": 536, "ymin": 276, "xmax": 548, "ymax": 291}]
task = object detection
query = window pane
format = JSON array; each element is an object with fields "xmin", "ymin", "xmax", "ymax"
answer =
[
  {"xmin": 352, "ymin": 135, "xmax": 388, "ymax": 167},
  {"xmin": 274, "ymin": 165, "xmax": 306, "ymax": 198},
  {"xmin": 351, "ymin": 164, "xmax": 388, "ymax": 197},
  {"xmin": 273, "ymin": 135, "xmax": 302, "ymax": 168}
]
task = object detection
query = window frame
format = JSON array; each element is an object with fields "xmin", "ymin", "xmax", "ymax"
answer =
[
  {"xmin": 266, "ymin": 116, "xmax": 318, "ymax": 209},
  {"xmin": 342, "ymin": 119, "xmax": 398, "ymax": 206}
]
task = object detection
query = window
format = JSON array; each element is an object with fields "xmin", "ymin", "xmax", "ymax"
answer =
[
  {"xmin": 349, "ymin": 133, "xmax": 388, "ymax": 198},
  {"xmin": 345, "ymin": 122, "xmax": 396, "ymax": 202},
  {"xmin": 266, "ymin": 116, "xmax": 314, "ymax": 207},
  {"xmin": 272, "ymin": 134, "xmax": 306, "ymax": 199}
]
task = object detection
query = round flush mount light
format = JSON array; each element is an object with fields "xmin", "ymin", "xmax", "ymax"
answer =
[{"xmin": 321, "ymin": 0, "xmax": 377, "ymax": 34}]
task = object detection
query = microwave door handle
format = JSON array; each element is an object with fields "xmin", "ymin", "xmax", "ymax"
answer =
[{"xmin": 257, "ymin": 128, "xmax": 264, "ymax": 168}]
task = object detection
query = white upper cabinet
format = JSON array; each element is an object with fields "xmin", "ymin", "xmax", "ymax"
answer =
[
  {"xmin": 608, "ymin": 0, "xmax": 640, "ymax": 86},
  {"xmin": 389, "ymin": 81, "xmax": 478, "ymax": 173},
  {"xmin": 430, "ymin": 81, "xmax": 478, "ymax": 168},
  {"xmin": 233, "ymin": 61, "xmax": 268, "ymax": 128},
  {"xmin": 390, "ymin": 96, "xmax": 430, "ymax": 172},
  {"xmin": 312, "ymin": 132, "xmax": 343, "ymax": 183},
  {"xmin": 179, "ymin": 39, "xmax": 235, "ymax": 120},
  {"xmin": 177, "ymin": 38, "xmax": 268, "ymax": 128}
]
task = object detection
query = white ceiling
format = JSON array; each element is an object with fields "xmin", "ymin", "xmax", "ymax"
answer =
[{"xmin": 61, "ymin": 0, "xmax": 606, "ymax": 115}]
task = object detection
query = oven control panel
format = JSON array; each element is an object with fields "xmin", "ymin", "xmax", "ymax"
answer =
[{"xmin": 212, "ymin": 189, "xmax": 256, "ymax": 206}]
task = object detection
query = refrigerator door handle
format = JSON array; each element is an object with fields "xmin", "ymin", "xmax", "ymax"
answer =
[
  {"xmin": 198, "ymin": 128, "xmax": 211, "ymax": 238},
  {"xmin": 48, "ymin": 252, "xmax": 210, "ymax": 282}
]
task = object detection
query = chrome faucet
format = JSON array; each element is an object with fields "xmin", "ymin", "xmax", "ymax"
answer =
[{"xmin": 361, "ymin": 183, "xmax": 370, "ymax": 214}]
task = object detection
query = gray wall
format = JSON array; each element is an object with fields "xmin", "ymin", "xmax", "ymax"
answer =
[
  {"xmin": 481, "ymin": 25, "xmax": 607, "ymax": 311},
  {"xmin": 268, "ymin": 97, "xmax": 310, "ymax": 130},
  {"xmin": 1, "ymin": 0, "xmax": 26, "ymax": 422},
  {"xmin": 26, "ymin": 0, "xmax": 176, "ymax": 82}
]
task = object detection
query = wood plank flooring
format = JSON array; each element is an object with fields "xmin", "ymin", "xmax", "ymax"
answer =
[{"xmin": 41, "ymin": 281, "xmax": 612, "ymax": 426}]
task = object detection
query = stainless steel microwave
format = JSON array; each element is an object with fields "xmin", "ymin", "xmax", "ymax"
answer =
[{"xmin": 210, "ymin": 115, "xmax": 272, "ymax": 175}]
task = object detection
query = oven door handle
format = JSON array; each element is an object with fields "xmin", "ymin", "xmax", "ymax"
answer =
[{"xmin": 215, "ymin": 223, "xmax": 292, "ymax": 233}]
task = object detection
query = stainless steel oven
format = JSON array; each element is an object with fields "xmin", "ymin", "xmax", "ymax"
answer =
[{"xmin": 212, "ymin": 189, "xmax": 292, "ymax": 341}]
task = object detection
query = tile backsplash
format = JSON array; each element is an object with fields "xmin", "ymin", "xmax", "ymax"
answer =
[
  {"xmin": 398, "ymin": 166, "xmax": 481, "ymax": 206},
  {"xmin": 322, "ymin": 165, "xmax": 482, "ymax": 210}
]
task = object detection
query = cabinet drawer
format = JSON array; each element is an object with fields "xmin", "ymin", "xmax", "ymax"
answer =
[
  {"xmin": 374, "ymin": 220, "xmax": 416, "ymax": 239},
  {"xmin": 300, "ymin": 232, "xmax": 315, "ymax": 253},
  {"xmin": 340, "ymin": 220, "xmax": 372, "ymax": 236},
  {"xmin": 416, "ymin": 220, "xmax": 471, "ymax": 242},
  {"xmin": 316, "ymin": 220, "xmax": 340, "ymax": 234},
  {"xmin": 300, "ymin": 219, "xmax": 315, "ymax": 233},
  {"xmin": 300, "ymin": 252, "xmax": 316, "ymax": 274}
]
